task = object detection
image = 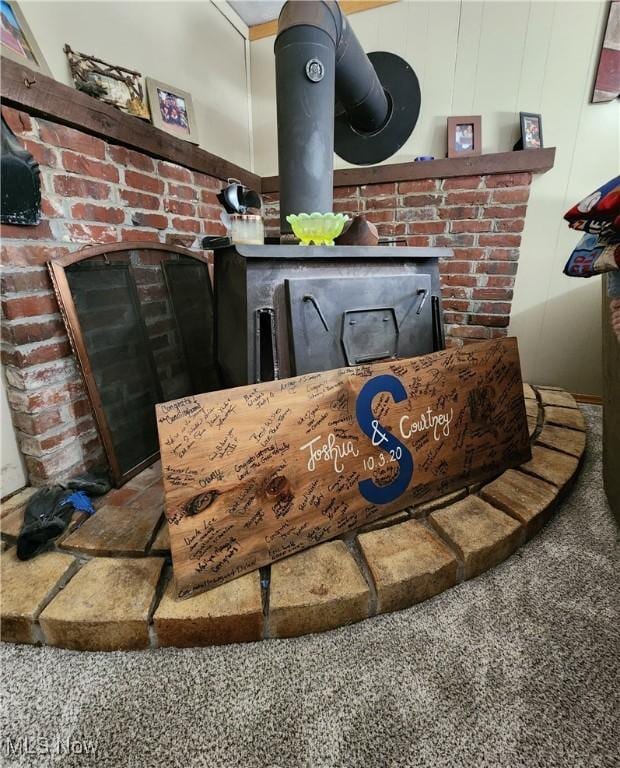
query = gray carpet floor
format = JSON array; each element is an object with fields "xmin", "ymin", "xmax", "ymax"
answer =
[{"xmin": 1, "ymin": 405, "xmax": 618, "ymax": 768}]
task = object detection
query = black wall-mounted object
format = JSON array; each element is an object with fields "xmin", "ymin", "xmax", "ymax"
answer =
[
  {"xmin": 1, "ymin": 116, "xmax": 41, "ymax": 225},
  {"xmin": 274, "ymin": 0, "xmax": 421, "ymax": 232}
]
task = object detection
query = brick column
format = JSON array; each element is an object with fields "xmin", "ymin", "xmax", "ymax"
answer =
[{"xmin": 0, "ymin": 107, "xmax": 226, "ymax": 485}]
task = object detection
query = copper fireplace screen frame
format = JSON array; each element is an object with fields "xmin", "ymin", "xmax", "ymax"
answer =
[{"xmin": 48, "ymin": 242, "xmax": 213, "ymax": 487}]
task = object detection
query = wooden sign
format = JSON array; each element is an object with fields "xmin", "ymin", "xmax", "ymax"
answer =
[{"xmin": 157, "ymin": 338, "xmax": 530, "ymax": 599}]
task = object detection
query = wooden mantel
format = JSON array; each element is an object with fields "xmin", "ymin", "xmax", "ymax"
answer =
[
  {"xmin": 1, "ymin": 55, "xmax": 555, "ymax": 195},
  {"xmin": 261, "ymin": 148, "xmax": 556, "ymax": 193},
  {"xmin": 0, "ymin": 56, "xmax": 261, "ymax": 189}
]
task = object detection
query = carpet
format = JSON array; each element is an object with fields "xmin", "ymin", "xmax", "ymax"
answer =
[{"xmin": 1, "ymin": 405, "xmax": 618, "ymax": 768}]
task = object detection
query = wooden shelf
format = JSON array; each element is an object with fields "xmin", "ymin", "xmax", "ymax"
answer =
[
  {"xmin": 261, "ymin": 148, "xmax": 556, "ymax": 193},
  {"xmin": 1, "ymin": 55, "xmax": 555, "ymax": 196},
  {"xmin": 0, "ymin": 56, "xmax": 260, "ymax": 189}
]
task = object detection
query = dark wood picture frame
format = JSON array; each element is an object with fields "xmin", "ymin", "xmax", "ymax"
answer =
[
  {"xmin": 518, "ymin": 112, "xmax": 544, "ymax": 150},
  {"xmin": 48, "ymin": 242, "xmax": 213, "ymax": 487},
  {"xmin": 447, "ymin": 115, "xmax": 481, "ymax": 158}
]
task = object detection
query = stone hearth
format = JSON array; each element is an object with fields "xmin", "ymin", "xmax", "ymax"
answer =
[{"xmin": 0, "ymin": 386, "xmax": 585, "ymax": 651}]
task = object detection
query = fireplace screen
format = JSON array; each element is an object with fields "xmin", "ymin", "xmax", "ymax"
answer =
[{"xmin": 50, "ymin": 244, "xmax": 218, "ymax": 486}]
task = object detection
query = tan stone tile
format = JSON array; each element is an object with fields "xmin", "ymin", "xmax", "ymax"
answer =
[
  {"xmin": 528, "ymin": 416, "xmax": 537, "ymax": 437},
  {"xmin": 39, "ymin": 557, "xmax": 164, "ymax": 651},
  {"xmin": 413, "ymin": 488, "xmax": 468, "ymax": 517},
  {"xmin": 150, "ymin": 521, "xmax": 170, "ymax": 554},
  {"xmin": 356, "ymin": 509, "xmax": 410, "ymax": 534},
  {"xmin": 0, "ymin": 505, "xmax": 24, "ymax": 540},
  {"xmin": 124, "ymin": 464, "xmax": 161, "ymax": 492},
  {"xmin": 132, "ymin": 483, "xmax": 164, "ymax": 512},
  {"xmin": 154, "ymin": 570, "xmax": 262, "ymax": 647},
  {"xmin": 60, "ymin": 504, "xmax": 162, "ymax": 556},
  {"xmin": 1, "ymin": 548, "xmax": 77, "ymax": 644},
  {"xmin": 523, "ymin": 383, "xmax": 536, "ymax": 400},
  {"xmin": 538, "ymin": 388, "xmax": 578, "ymax": 409},
  {"xmin": 544, "ymin": 406, "xmax": 586, "ymax": 432},
  {"xmin": 269, "ymin": 540, "xmax": 369, "ymax": 638},
  {"xmin": 429, "ymin": 496, "xmax": 522, "ymax": 580},
  {"xmin": 358, "ymin": 519, "xmax": 457, "ymax": 614},
  {"xmin": 536, "ymin": 424, "xmax": 586, "ymax": 458},
  {"xmin": 101, "ymin": 487, "xmax": 142, "ymax": 507},
  {"xmin": 520, "ymin": 445, "xmax": 580, "ymax": 488},
  {"xmin": 480, "ymin": 469, "xmax": 558, "ymax": 538},
  {"xmin": 0, "ymin": 487, "xmax": 36, "ymax": 520}
]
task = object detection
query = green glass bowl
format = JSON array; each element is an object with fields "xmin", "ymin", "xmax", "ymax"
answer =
[{"xmin": 286, "ymin": 212, "xmax": 350, "ymax": 246}]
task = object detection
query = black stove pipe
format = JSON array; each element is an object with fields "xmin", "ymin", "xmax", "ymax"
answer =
[{"xmin": 275, "ymin": 0, "xmax": 391, "ymax": 234}]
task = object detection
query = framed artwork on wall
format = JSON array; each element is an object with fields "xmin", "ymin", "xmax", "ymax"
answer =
[
  {"xmin": 592, "ymin": 0, "xmax": 620, "ymax": 103},
  {"xmin": 0, "ymin": 0, "xmax": 51, "ymax": 76},
  {"xmin": 146, "ymin": 78, "xmax": 199, "ymax": 144},
  {"xmin": 64, "ymin": 44, "xmax": 150, "ymax": 119},
  {"xmin": 447, "ymin": 116, "xmax": 481, "ymax": 158}
]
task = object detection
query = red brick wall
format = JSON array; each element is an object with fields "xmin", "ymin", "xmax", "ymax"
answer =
[
  {"xmin": 0, "ymin": 106, "xmax": 225, "ymax": 485},
  {"xmin": 263, "ymin": 172, "xmax": 532, "ymax": 347}
]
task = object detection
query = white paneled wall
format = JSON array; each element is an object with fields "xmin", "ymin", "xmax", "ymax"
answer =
[
  {"xmin": 251, "ymin": 1, "xmax": 620, "ymax": 395},
  {"xmin": 19, "ymin": 1, "xmax": 252, "ymax": 170}
]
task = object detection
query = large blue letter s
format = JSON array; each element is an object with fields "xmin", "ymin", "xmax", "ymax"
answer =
[{"xmin": 355, "ymin": 374, "xmax": 414, "ymax": 505}]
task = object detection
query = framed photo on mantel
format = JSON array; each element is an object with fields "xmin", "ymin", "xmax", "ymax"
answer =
[
  {"xmin": 146, "ymin": 78, "xmax": 199, "ymax": 144},
  {"xmin": 517, "ymin": 112, "xmax": 543, "ymax": 150},
  {"xmin": 447, "ymin": 115, "xmax": 481, "ymax": 159}
]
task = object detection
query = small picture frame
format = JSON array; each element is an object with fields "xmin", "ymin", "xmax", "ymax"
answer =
[
  {"xmin": 517, "ymin": 112, "xmax": 543, "ymax": 150},
  {"xmin": 1, "ymin": 0, "xmax": 51, "ymax": 76},
  {"xmin": 447, "ymin": 116, "xmax": 481, "ymax": 158},
  {"xmin": 146, "ymin": 78, "xmax": 199, "ymax": 144}
]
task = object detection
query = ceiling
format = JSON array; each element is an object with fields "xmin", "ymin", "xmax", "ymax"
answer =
[{"xmin": 227, "ymin": 1, "xmax": 284, "ymax": 26}]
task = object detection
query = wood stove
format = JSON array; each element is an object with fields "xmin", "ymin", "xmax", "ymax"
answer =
[
  {"xmin": 215, "ymin": 244, "xmax": 450, "ymax": 386},
  {"xmin": 214, "ymin": 3, "xmax": 448, "ymax": 388}
]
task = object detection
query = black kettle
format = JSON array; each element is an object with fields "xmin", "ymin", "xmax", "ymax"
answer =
[{"xmin": 217, "ymin": 179, "xmax": 262, "ymax": 214}]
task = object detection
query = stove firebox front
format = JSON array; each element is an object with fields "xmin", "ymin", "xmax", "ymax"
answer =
[{"xmin": 214, "ymin": 244, "xmax": 451, "ymax": 387}]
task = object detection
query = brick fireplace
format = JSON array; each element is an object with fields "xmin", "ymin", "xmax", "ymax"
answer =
[
  {"xmin": 1, "ymin": 105, "xmax": 227, "ymax": 485},
  {"xmin": 0, "ymin": 64, "xmax": 554, "ymax": 488}
]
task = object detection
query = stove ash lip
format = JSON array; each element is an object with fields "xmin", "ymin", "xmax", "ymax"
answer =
[{"xmin": 227, "ymin": 243, "xmax": 454, "ymax": 261}]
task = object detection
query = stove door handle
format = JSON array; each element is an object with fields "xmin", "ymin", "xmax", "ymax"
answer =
[
  {"xmin": 416, "ymin": 288, "xmax": 429, "ymax": 315},
  {"xmin": 303, "ymin": 294, "xmax": 330, "ymax": 332}
]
